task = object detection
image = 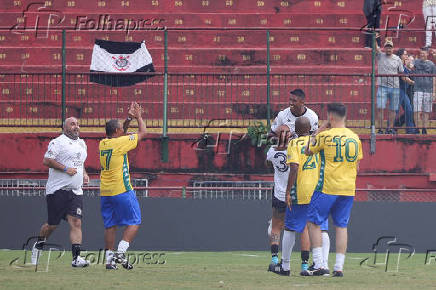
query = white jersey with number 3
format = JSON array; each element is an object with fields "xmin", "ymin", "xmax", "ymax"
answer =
[{"xmin": 266, "ymin": 147, "xmax": 289, "ymax": 202}]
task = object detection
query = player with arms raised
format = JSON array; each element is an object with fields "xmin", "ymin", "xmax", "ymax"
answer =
[{"xmin": 99, "ymin": 102, "xmax": 146, "ymax": 270}]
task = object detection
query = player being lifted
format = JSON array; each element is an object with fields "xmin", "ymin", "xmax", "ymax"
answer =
[
  {"xmin": 305, "ymin": 102, "xmax": 363, "ymax": 277},
  {"xmin": 99, "ymin": 102, "xmax": 147, "ymax": 270},
  {"xmin": 269, "ymin": 117, "xmax": 329, "ymax": 276},
  {"xmin": 267, "ymin": 88, "xmax": 326, "ymax": 272}
]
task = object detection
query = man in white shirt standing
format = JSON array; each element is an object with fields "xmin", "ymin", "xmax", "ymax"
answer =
[{"xmin": 31, "ymin": 117, "xmax": 90, "ymax": 267}]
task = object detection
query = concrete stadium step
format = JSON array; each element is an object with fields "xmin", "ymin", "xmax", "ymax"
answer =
[
  {"xmin": 0, "ymin": 64, "xmax": 372, "ymax": 74},
  {"xmin": 0, "ymin": 101, "xmax": 372, "ymax": 121},
  {"xmin": 0, "ymin": 11, "xmax": 425, "ymax": 30},
  {"xmin": 0, "ymin": 81, "xmax": 371, "ymax": 102},
  {"xmin": 0, "ymin": 47, "xmax": 374, "ymax": 66},
  {"xmin": 0, "ymin": 0, "xmax": 422, "ymax": 13},
  {"xmin": 0, "ymin": 29, "xmax": 425, "ymax": 50}
]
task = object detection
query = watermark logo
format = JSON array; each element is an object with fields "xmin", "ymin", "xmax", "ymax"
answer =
[
  {"xmin": 360, "ymin": 236, "xmax": 415, "ymax": 272},
  {"xmin": 82, "ymin": 249, "xmax": 166, "ymax": 266},
  {"xmin": 10, "ymin": 2, "xmax": 64, "ymax": 38},
  {"xmin": 360, "ymin": 0, "xmax": 415, "ymax": 40},
  {"xmin": 75, "ymin": 15, "xmax": 166, "ymax": 34},
  {"xmin": 191, "ymin": 119, "xmax": 247, "ymax": 154},
  {"xmin": 9, "ymin": 236, "xmax": 166, "ymax": 272},
  {"xmin": 9, "ymin": 236, "xmax": 65, "ymax": 272}
]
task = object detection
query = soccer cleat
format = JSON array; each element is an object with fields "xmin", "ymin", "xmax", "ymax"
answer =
[
  {"xmin": 31, "ymin": 242, "xmax": 43, "ymax": 265},
  {"xmin": 332, "ymin": 270, "xmax": 343, "ymax": 277},
  {"xmin": 72, "ymin": 256, "xmax": 90, "ymax": 268},
  {"xmin": 106, "ymin": 261, "xmax": 118, "ymax": 270},
  {"xmin": 114, "ymin": 252, "xmax": 134, "ymax": 270},
  {"xmin": 300, "ymin": 262, "xmax": 309, "ymax": 275},
  {"xmin": 268, "ymin": 263, "xmax": 290, "ymax": 276},
  {"xmin": 301, "ymin": 267, "xmax": 328, "ymax": 276},
  {"xmin": 270, "ymin": 255, "xmax": 279, "ymax": 265}
]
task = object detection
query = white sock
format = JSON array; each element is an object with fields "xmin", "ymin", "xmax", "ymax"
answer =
[
  {"xmin": 117, "ymin": 240, "xmax": 129, "ymax": 253},
  {"xmin": 322, "ymin": 232, "xmax": 330, "ymax": 269},
  {"xmin": 105, "ymin": 250, "xmax": 114, "ymax": 264},
  {"xmin": 312, "ymin": 247, "xmax": 323, "ymax": 269},
  {"xmin": 281, "ymin": 230, "xmax": 295, "ymax": 271},
  {"xmin": 334, "ymin": 253, "xmax": 345, "ymax": 271}
]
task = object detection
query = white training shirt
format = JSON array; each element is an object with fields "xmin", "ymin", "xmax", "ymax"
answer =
[
  {"xmin": 44, "ymin": 134, "xmax": 87, "ymax": 195},
  {"xmin": 266, "ymin": 147, "xmax": 289, "ymax": 202},
  {"xmin": 271, "ymin": 107, "xmax": 319, "ymax": 135}
]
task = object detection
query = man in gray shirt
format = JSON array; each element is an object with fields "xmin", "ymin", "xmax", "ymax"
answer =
[
  {"xmin": 413, "ymin": 47, "xmax": 436, "ymax": 134},
  {"xmin": 377, "ymin": 39, "xmax": 404, "ymax": 134}
]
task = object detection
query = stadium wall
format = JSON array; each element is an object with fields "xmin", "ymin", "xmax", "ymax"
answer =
[
  {"xmin": 0, "ymin": 133, "xmax": 435, "ymax": 175},
  {"xmin": 1, "ymin": 196, "xmax": 435, "ymax": 253}
]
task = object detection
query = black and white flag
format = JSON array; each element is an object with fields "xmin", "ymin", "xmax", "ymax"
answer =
[{"xmin": 90, "ymin": 39, "xmax": 155, "ymax": 87}]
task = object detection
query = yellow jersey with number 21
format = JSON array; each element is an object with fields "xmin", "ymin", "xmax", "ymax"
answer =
[{"xmin": 286, "ymin": 135, "xmax": 320, "ymax": 205}]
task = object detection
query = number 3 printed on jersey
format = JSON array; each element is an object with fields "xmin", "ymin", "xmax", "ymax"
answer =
[{"xmin": 274, "ymin": 152, "xmax": 289, "ymax": 172}]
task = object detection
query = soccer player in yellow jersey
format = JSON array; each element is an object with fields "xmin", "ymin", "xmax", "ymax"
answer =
[
  {"xmin": 269, "ymin": 117, "xmax": 329, "ymax": 276},
  {"xmin": 99, "ymin": 102, "xmax": 147, "ymax": 270},
  {"xmin": 305, "ymin": 102, "xmax": 363, "ymax": 277}
]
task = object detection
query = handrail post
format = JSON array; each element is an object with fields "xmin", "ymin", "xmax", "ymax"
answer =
[
  {"xmin": 162, "ymin": 28, "xmax": 169, "ymax": 162},
  {"xmin": 61, "ymin": 29, "xmax": 66, "ymax": 128},
  {"xmin": 266, "ymin": 30, "xmax": 271, "ymax": 128},
  {"xmin": 370, "ymin": 31, "xmax": 376, "ymax": 154}
]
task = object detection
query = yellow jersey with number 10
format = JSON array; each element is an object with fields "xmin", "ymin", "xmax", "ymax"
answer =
[
  {"xmin": 286, "ymin": 135, "xmax": 320, "ymax": 205},
  {"xmin": 99, "ymin": 134, "xmax": 138, "ymax": 196},
  {"xmin": 309, "ymin": 127, "xmax": 363, "ymax": 196}
]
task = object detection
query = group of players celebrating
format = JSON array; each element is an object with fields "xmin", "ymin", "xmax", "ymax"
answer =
[{"xmin": 266, "ymin": 89, "xmax": 363, "ymax": 277}]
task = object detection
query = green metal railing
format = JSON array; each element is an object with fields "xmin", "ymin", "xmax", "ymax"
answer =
[{"xmin": 1, "ymin": 28, "xmax": 436, "ymax": 158}]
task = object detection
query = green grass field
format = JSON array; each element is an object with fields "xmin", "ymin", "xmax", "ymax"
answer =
[{"xmin": 1, "ymin": 250, "xmax": 436, "ymax": 289}]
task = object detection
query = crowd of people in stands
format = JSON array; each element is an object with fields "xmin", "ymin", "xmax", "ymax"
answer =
[{"xmin": 364, "ymin": 0, "xmax": 436, "ymax": 134}]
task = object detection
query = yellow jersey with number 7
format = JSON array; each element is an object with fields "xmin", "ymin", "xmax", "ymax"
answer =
[
  {"xmin": 99, "ymin": 134, "xmax": 138, "ymax": 196},
  {"xmin": 286, "ymin": 135, "xmax": 320, "ymax": 205},
  {"xmin": 309, "ymin": 128, "xmax": 363, "ymax": 196}
]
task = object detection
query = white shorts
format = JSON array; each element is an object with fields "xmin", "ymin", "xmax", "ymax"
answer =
[{"xmin": 413, "ymin": 92, "xmax": 433, "ymax": 113}]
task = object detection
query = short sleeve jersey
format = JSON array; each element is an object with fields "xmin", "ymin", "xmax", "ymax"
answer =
[
  {"xmin": 309, "ymin": 128, "xmax": 363, "ymax": 196},
  {"xmin": 271, "ymin": 107, "xmax": 318, "ymax": 135},
  {"xmin": 99, "ymin": 134, "xmax": 138, "ymax": 196},
  {"xmin": 286, "ymin": 136, "xmax": 320, "ymax": 204},
  {"xmin": 266, "ymin": 147, "xmax": 289, "ymax": 202},
  {"xmin": 44, "ymin": 134, "xmax": 88, "ymax": 195}
]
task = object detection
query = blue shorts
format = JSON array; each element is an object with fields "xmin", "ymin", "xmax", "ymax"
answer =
[
  {"xmin": 285, "ymin": 204, "xmax": 328, "ymax": 233},
  {"xmin": 308, "ymin": 191, "xmax": 354, "ymax": 228},
  {"xmin": 100, "ymin": 190, "xmax": 141, "ymax": 229}
]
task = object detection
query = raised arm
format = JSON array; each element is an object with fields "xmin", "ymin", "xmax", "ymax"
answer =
[{"xmin": 133, "ymin": 102, "xmax": 147, "ymax": 141}]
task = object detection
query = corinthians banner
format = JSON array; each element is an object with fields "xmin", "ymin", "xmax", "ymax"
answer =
[{"xmin": 89, "ymin": 39, "xmax": 155, "ymax": 87}]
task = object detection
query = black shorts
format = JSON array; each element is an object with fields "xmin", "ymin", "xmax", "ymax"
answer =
[
  {"xmin": 272, "ymin": 194, "xmax": 287, "ymax": 214},
  {"xmin": 46, "ymin": 189, "xmax": 83, "ymax": 226}
]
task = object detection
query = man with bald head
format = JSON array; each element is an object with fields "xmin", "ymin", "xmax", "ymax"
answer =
[
  {"xmin": 269, "ymin": 117, "xmax": 330, "ymax": 276},
  {"xmin": 31, "ymin": 117, "xmax": 90, "ymax": 267}
]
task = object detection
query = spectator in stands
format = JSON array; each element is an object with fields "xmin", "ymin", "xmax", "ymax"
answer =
[
  {"xmin": 395, "ymin": 49, "xmax": 418, "ymax": 134},
  {"xmin": 363, "ymin": 0, "xmax": 382, "ymax": 48},
  {"xmin": 423, "ymin": 0, "xmax": 436, "ymax": 48},
  {"xmin": 376, "ymin": 39, "xmax": 404, "ymax": 134},
  {"xmin": 413, "ymin": 47, "xmax": 436, "ymax": 134}
]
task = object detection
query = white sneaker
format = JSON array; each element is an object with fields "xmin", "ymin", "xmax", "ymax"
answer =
[
  {"xmin": 72, "ymin": 256, "xmax": 90, "ymax": 268},
  {"xmin": 31, "ymin": 243, "xmax": 42, "ymax": 265}
]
